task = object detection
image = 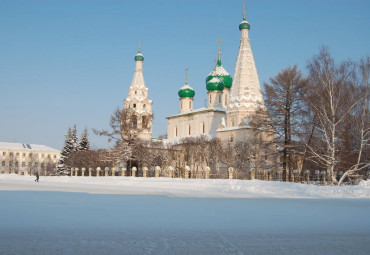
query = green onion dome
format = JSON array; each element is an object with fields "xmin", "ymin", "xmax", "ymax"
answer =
[
  {"xmin": 135, "ymin": 52, "xmax": 144, "ymax": 61},
  {"xmin": 178, "ymin": 83, "xmax": 195, "ymax": 98},
  {"xmin": 206, "ymin": 60, "xmax": 233, "ymax": 89},
  {"xmin": 206, "ymin": 77, "xmax": 224, "ymax": 91},
  {"xmin": 239, "ymin": 20, "xmax": 250, "ymax": 30}
]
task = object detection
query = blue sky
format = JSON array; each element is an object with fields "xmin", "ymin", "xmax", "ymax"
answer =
[{"xmin": 0, "ymin": 0, "xmax": 369, "ymax": 150}]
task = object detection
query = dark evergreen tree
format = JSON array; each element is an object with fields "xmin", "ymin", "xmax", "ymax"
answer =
[{"xmin": 79, "ymin": 127, "xmax": 91, "ymax": 151}]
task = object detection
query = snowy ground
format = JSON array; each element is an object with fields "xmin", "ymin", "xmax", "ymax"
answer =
[
  {"xmin": 0, "ymin": 175, "xmax": 369, "ymax": 255},
  {"xmin": 1, "ymin": 174, "xmax": 369, "ymax": 198}
]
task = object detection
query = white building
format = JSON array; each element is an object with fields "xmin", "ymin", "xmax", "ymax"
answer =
[
  {"xmin": 0, "ymin": 142, "xmax": 60, "ymax": 175},
  {"xmin": 122, "ymin": 45, "xmax": 153, "ymax": 140},
  {"xmin": 167, "ymin": 9, "xmax": 265, "ymax": 143}
]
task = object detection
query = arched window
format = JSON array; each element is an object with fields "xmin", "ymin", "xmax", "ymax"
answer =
[
  {"xmin": 142, "ymin": 116, "xmax": 148, "ymax": 128},
  {"xmin": 175, "ymin": 126, "xmax": 178, "ymax": 137},
  {"xmin": 229, "ymin": 134, "xmax": 234, "ymax": 143},
  {"xmin": 188, "ymin": 125, "xmax": 191, "ymax": 135},
  {"xmin": 131, "ymin": 116, "xmax": 137, "ymax": 129},
  {"xmin": 143, "ymin": 104, "xmax": 146, "ymax": 109},
  {"xmin": 133, "ymin": 103, "xmax": 136, "ymax": 108},
  {"xmin": 209, "ymin": 95, "xmax": 212, "ymax": 104},
  {"xmin": 201, "ymin": 122, "xmax": 205, "ymax": 133}
]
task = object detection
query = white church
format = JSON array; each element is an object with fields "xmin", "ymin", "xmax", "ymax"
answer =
[{"xmin": 123, "ymin": 8, "xmax": 265, "ymax": 144}]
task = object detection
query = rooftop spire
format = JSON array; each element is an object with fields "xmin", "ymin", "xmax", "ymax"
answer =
[
  {"xmin": 217, "ymin": 38, "xmax": 222, "ymax": 61},
  {"xmin": 243, "ymin": 2, "xmax": 246, "ymax": 20},
  {"xmin": 138, "ymin": 39, "xmax": 141, "ymax": 53},
  {"xmin": 185, "ymin": 68, "xmax": 189, "ymax": 84}
]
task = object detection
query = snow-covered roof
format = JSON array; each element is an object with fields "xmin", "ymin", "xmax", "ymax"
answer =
[
  {"xmin": 166, "ymin": 107, "xmax": 225, "ymax": 119},
  {"xmin": 0, "ymin": 142, "xmax": 59, "ymax": 153},
  {"xmin": 208, "ymin": 65, "xmax": 230, "ymax": 76},
  {"xmin": 179, "ymin": 84, "xmax": 194, "ymax": 90},
  {"xmin": 207, "ymin": 77, "xmax": 222, "ymax": 84}
]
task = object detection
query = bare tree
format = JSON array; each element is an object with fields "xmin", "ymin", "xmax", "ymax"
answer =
[
  {"xmin": 306, "ymin": 47, "xmax": 366, "ymax": 184},
  {"xmin": 251, "ymin": 65, "xmax": 308, "ymax": 181}
]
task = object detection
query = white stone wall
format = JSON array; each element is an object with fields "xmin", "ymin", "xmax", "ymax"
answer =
[
  {"xmin": 167, "ymin": 109, "xmax": 225, "ymax": 139},
  {"xmin": 0, "ymin": 148, "xmax": 59, "ymax": 175}
]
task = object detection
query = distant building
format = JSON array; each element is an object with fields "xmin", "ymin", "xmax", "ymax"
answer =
[
  {"xmin": 122, "ymin": 44, "xmax": 153, "ymax": 140},
  {"xmin": 0, "ymin": 142, "xmax": 60, "ymax": 175}
]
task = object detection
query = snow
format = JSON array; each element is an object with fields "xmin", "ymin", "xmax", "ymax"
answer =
[
  {"xmin": 208, "ymin": 64, "xmax": 230, "ymax": 76},
  {"xmin": 207, "ymin": 77, "xmax": 222, "ymax": 83},
  {"xmin": 0, "ymin": 174, "xmax": 369, "ymax": 198},
  {"xmin": 0, "ymin": 141, "xmax": 59, "ymax": 152},
  {"xmin": 1, "ymin": 175, "xmax": 369, "ymax": 254}
]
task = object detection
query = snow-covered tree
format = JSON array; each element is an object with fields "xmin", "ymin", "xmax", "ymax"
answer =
[
  {"xmin": 79, "ymin": 127, "xmax": 91, "ymax": 151},
  {"xmin": 70, "ymin": 125, "xmax": 79, "ymax": 152},
  {"xmin": 57, "ymin": 128, "xmax": 72, "ymax": 175}
]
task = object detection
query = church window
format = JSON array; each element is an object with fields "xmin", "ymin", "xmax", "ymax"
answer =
[
  {"xmin": 133, "ymin": 103, "xmax": 136, "ymax": 108},
  {"xmin": 188, "ymin": 125, "xmax": 191, "ymax": 135},
  {"xmin": 16, "ymin": 153, "xmax": 19, "ymax": 157},
  {"xmin": 9, "ymin": 161, "xmax": 13, "ymax": 166},
  {"xmin": 230, "ymin": 134, "xmax": 234, "ymax": 143},
  {"xmin": 143, "ymin": 104, "xmax": 146, "ymax": 109},
  {"xmin": 201, "ymin": 123, "xmax": 205, "ymax": 133},
  {"xmin": 142, "ymin": 116, "xmax": 148, "ymax": 128},
  {"xmin": 135, "ymin": 91, "xmax": 137, "ymax": 95},
  {"xmin": 175, "ymin": 127, "xmax": 178, "ymax": 137},
  {"xmin": 219, "ymin": 95, "xmax": 221, "ymax": 103},
  {"xmin": 2, "ymin": 152, "xmax": 5, "ymax": 156},
  {"xmin": 231, "ymin": 119, "xmax": 235, "ymax": 126},
  {"xmin": 22, "ymin": 153, "xmax": 25, "ymax": 157},
  {"xmin": 181, "ymin": 101, "xmax": 183, "ymax": 110},
  {"xmin": 131, "ymin": 116, "xmax": 137, "ymax": 129},
  {"xmin": 189, "ymin": 101, "xmax": 191, "ymax": 109},
  {"xmin": 209, "ymin": 95, "xmax": 212, "ymax": 104}
]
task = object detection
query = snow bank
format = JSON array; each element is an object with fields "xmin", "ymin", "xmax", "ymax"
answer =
[{"xmin": 1, "ymin": 175, "xmax": 369, "ymax": 198}]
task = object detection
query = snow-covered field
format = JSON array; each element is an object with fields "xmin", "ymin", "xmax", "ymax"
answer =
[
  {"xmin": 0, "ymin": 175, "xmax": 369, "ymax": 255},
  {"xmin": 1, "ymin": 174, "xmax": 369, "ymax": 198}
]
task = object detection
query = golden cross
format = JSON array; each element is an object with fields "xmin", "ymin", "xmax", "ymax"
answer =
[
  {"xmin": 243, "ymin": 2, "xmax": 246, "ymax": 20},
  {"xmin": 185, "ymin": 68, "xmax": 189, "ymax": 84},
  {"xmin": 138, "ymin": 39, "xmax": 141, "ymax": 52},
  {"xmin": 217, "ymin": 39, "xmax": 222, "ymax": 61}
]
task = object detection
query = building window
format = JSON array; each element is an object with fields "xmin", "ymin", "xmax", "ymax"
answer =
[
  {"xmin": 180, "ymin": 101, "xmax": 183, "ymax": 110},
  {"xmin": 143, "ymin": 104, "xmax": 146, "ymax": 109},
  {"xmin": 189, "ymin": 101, "xmax": 191, "ymax": 109},
  {"xmin": 47, "ymin": 154, "xmax": 51, "ymax": 159},
  {"xmin": 225, "ymin": 95, "xmax": 228, "ymax": 105},
  {"xmin": 9, "ymin": 161, "xmax": 13, "ymax": 166},
  {"xmin": 23, "ymin": 153, "xmax": 26, "ymax": 157},
  {"xmin": 16, "ymin": 153, "xmax": 19, "ymax": 157},
  {"xmin": 231, "ymin": 119, "xmax": 235, "ymax": 127},
  {"xmin": 142, "ymin": 116, "xmax": 148, "ymax": 128},
  {"xmin": 15, "ymin": 161, "xmax": 19, "ymax": 167},
  {"xmin": 202, "ymin": 123, "xmax": 205, "ymax": 133},
  {"xmin": 175, "ymin": 127, "xmax": 178, "ymax": 137},
  {"xmin": 219, "ymin": 95, "xmax": 221, "ymax": 103},
  {"xmin": 2, "ymin": 161, "xmax": 5, "ymax": 166},
  {"xmin": 53, "ymin": 155, "xmax": 56, "ymax": 159},
  {"xmin": 131, "ymin": 116, "xmax": 137, "ymax": 129},
  {"xmin": 209, "ymin": 95, "xmax": 212, "ymax": 104},
  {"xmin": 22, "ymin": 162, "xmax": 26, "ymax": 167},
  {"xmin": 42, "ymin": 154, "xmax": 44, "ymax": 158},
  {"xmin": 9, "ymin": 153, "xmax": 13, "ymax": 157},
  {"xmin": 133, "ymin": 103, "xmax": 136, "ymax": 108},
  {"xmin": 2, "ymin": 152, "xmax": 5, "ymax": 156},
  {"xmin": 230, "ymin": 135, "xmax": 234, "ymax": 143},
  {"xmin": 188, "ymin": 125, "xmax": 191, "ymax": 135}
]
